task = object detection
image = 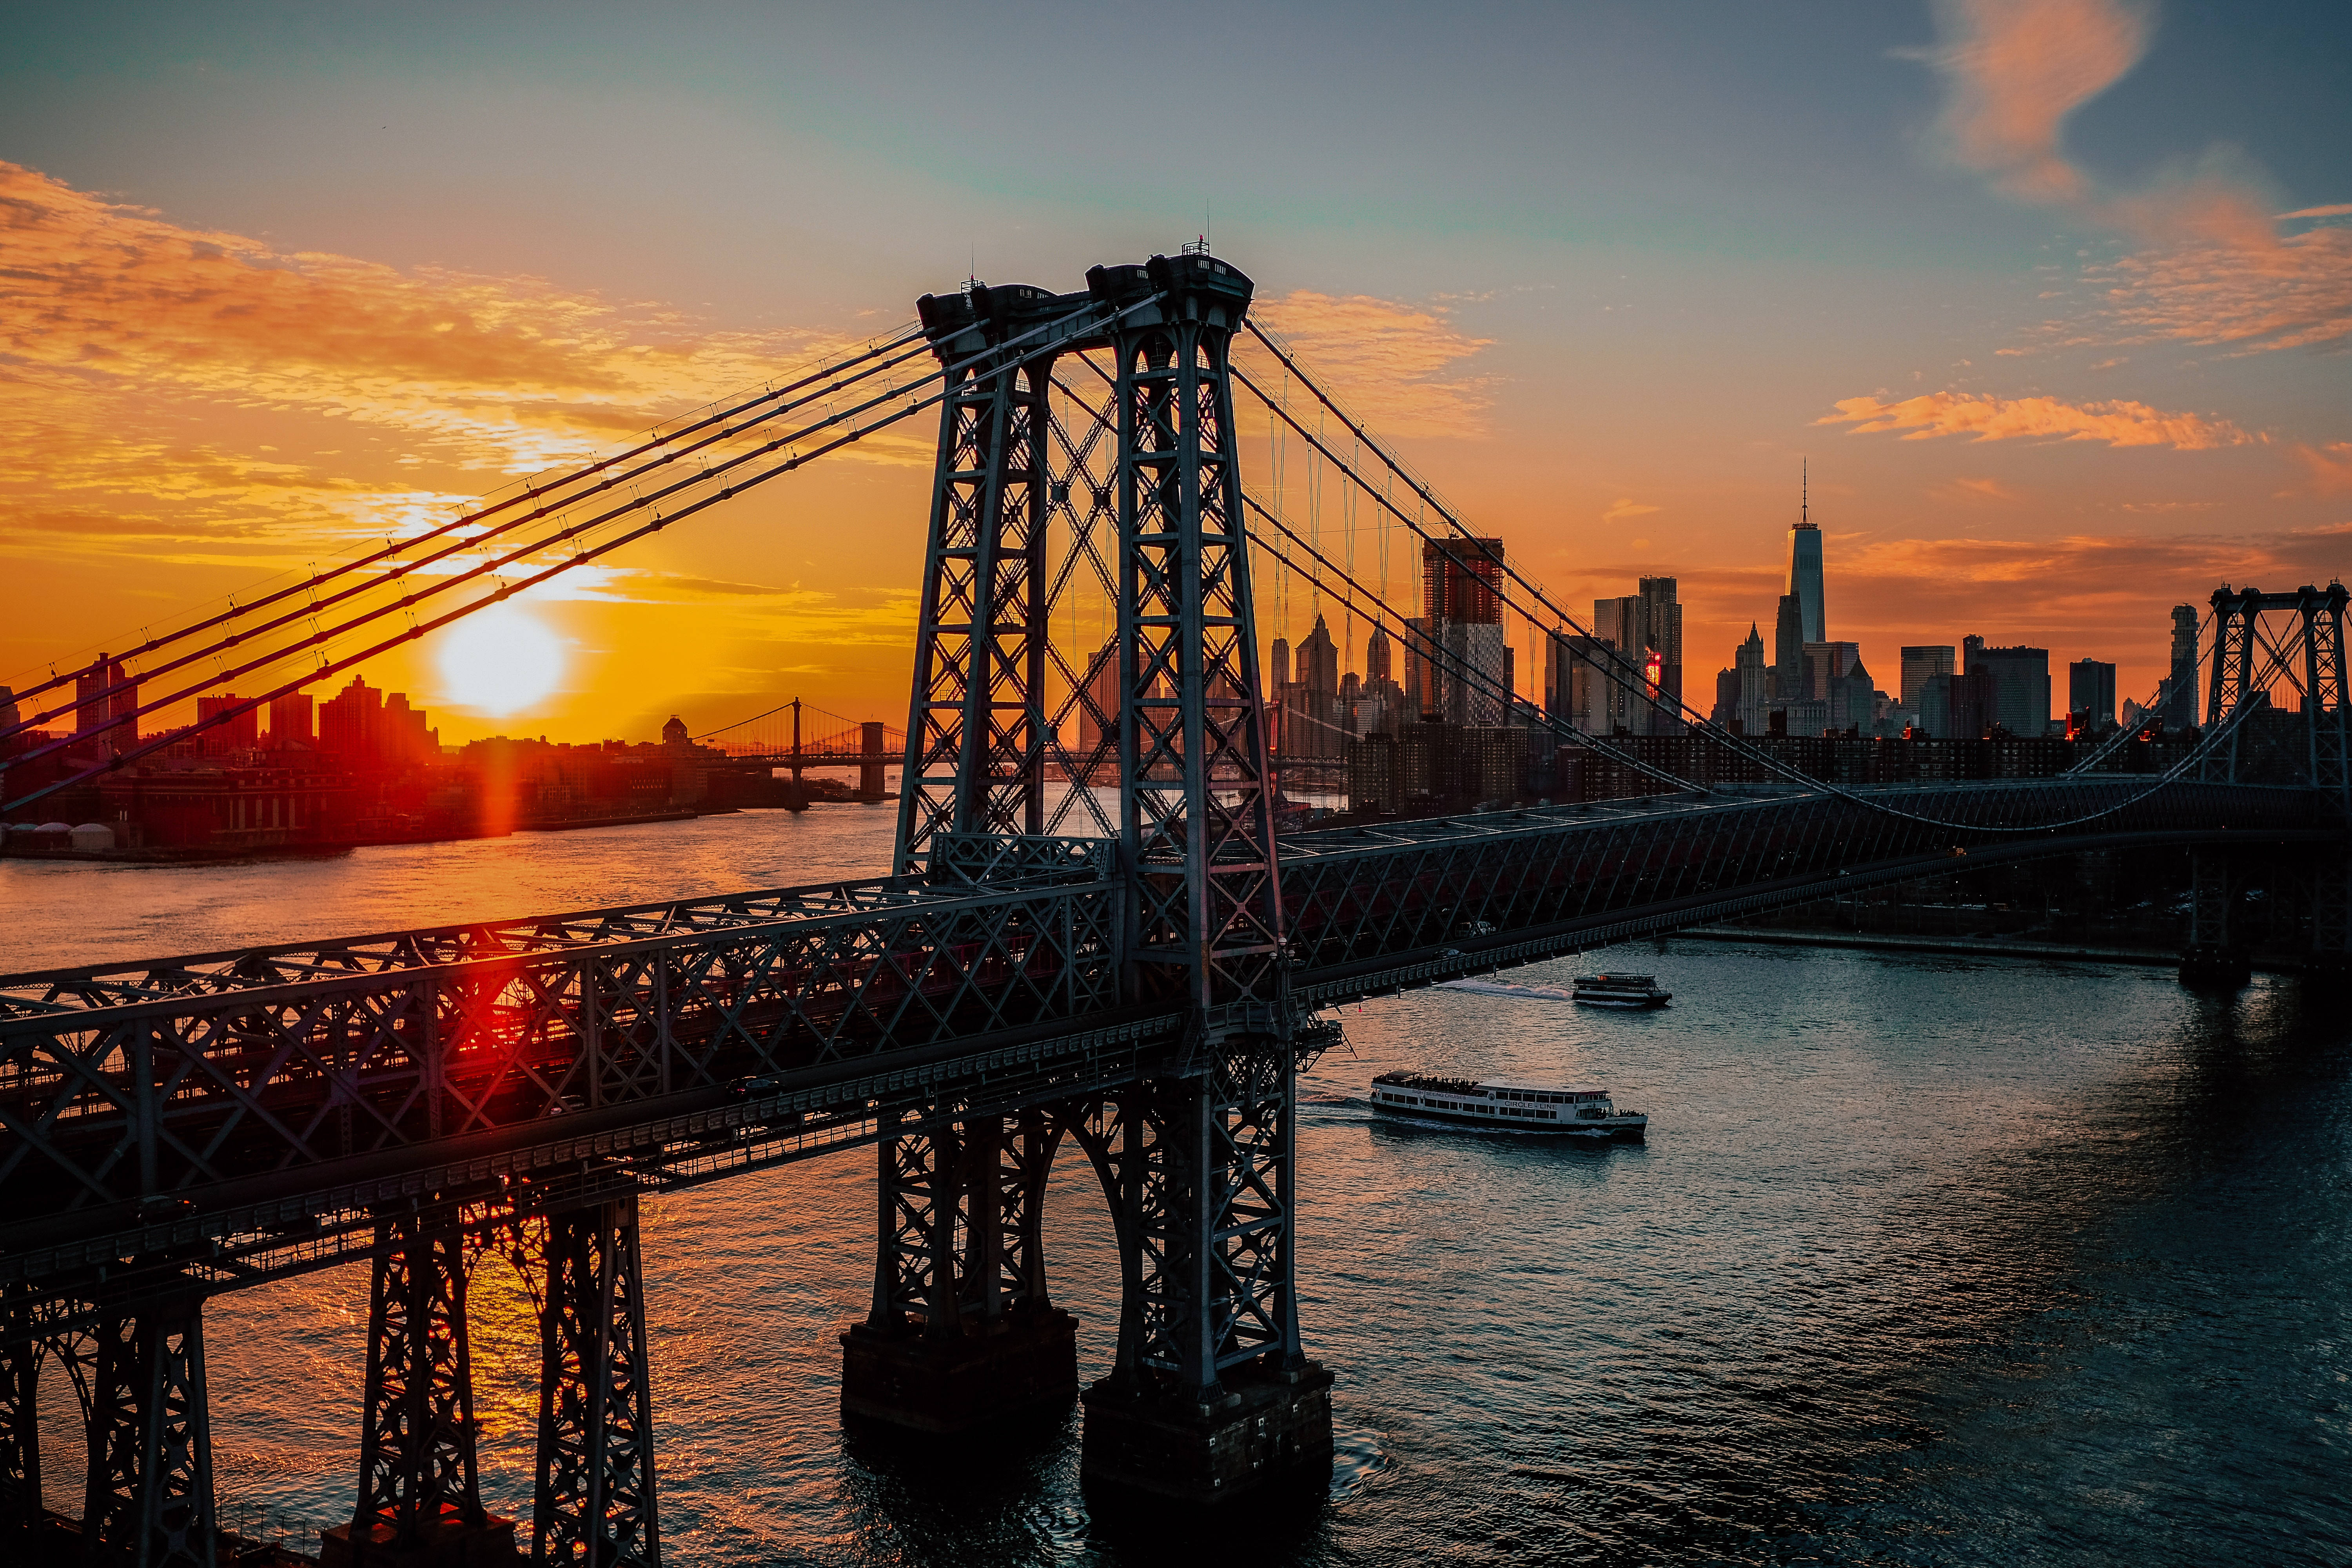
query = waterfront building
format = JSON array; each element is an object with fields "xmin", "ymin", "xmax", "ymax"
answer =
[{"xmin": 2069, "ymin": 659, "xmax": 2117, "ymax": 732}]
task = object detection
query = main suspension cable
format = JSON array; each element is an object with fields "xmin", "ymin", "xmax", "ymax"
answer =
[{"xmin": 5, "ymin": 323, "xmax": 931, "ymax": 733}]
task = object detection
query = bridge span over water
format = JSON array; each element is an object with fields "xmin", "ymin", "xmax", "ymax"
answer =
[{"xmin": 3, "ymin": 250, "xmax": 2348, "ymax": 1566}]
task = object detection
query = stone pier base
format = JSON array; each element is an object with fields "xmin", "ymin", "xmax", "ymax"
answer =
[
  {"xmin": 839, "ymin": 1308, "xmax": 1079, "ymax": 1434},
  {"xmin": 319, "ymin": 1512, "xmax": 521, "ymax": 1567},
  {"xmin": 1079, "ymin": 1362, "xmax": 1335, "ymax": 1505},
  {"xmin": 2179, "ymin": 946, "xmax": 2253, "ymax": 986}
]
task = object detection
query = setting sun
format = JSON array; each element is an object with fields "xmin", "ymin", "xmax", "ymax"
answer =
[{"xmin": 436, "ymin": 603, "xmax": 566, "ymax": 716}]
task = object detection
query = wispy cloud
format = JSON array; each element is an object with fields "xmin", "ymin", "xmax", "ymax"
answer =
[
  {"xmin": 1245, "ymin": 291, "xmax": 1495, "ymax": 440},
  {"xmin": 1601, "ymin": 497, "xmax": 1660, "ymax": 524},
  {"xmin": 1818, "ymin": 390, "xmax": 2253, "ymax": 450},
  {"xmin": 0, "ymin": 161, "xmax": 861, "ymax": 476},
  {"xmin": 2297, "ymin": 442, "xmax": 2352, "ymax": 495},
  {"xmin": 1910, "ymin": 0, "xmax": 2150, "ymax": 205},
  {"xmin": 1906, "ymin": 1, "xmax": 2351, "ymax": 354}
]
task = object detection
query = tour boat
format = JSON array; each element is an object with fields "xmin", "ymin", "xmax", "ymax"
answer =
[
  {"xmin": 1570, "ymin": 973, "xmax": 1671, "ymax": 1009},
  {"xmin": 1368, "ymin": 1073, "xmax": 1647, "ymax": 1140}
]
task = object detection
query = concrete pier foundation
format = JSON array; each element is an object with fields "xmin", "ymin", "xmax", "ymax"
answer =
[
  {"xmin": 1079, "ymin": 1363, "xmax": 1335, "ymax": 1505},
  {"xmin": 839, "ymin": 1308, "xmax": 1079, "ymax": 1434},
  {"xmin": 319, "ymin": 1510, "xmax": 521, "ymax": 1567}
]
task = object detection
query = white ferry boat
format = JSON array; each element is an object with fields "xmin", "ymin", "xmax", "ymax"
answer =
[
  {"xmin": 1570, "ymin": 973, "xmax": 1671, "ymax": 1009},
  {"xmin": 1368, "ymin": 1073, "xmax": 1647, "ymax": 1141}
]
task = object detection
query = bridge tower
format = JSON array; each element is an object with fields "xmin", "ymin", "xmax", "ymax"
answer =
[
  {"xmin": 2185, "ymin": 583, "xmax": 2352, "ymax": 982},
  {"xmin": 849, "ymin": 252, "xmax": 1330, "ymax": 1505}
]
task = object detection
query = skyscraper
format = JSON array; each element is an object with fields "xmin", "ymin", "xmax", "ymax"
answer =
[
  {"xmin": 1734, "ymin": 624, "xmax": 1771, "ymax": 735},
  {"xmin": 1419, "ymin": 537, "xmax": 1507, "ymax": 726},
  {"xmin": 1594, "ymin": 578, "xmax": 1682, "ymax": 735},
  {"xmin": 1964, "ymin": 641, "xmax": 2052, "ymax": 736},
  {"xmin": 2069, "ymin": 659, "xmax": 2117, "ymax": 731},
  {"xmin": 1900, "ymin": 646, "xmax": 1955, "ymax": 713},
  {"xmin": 1422, "ymin": 538, "xmax": 1506, "ymax": 624},
  {"xmin": 1546, "ymin": 632, "xmax": 1619, "ymax": 736},
  {"xmin": 1786, "ymin": 465, "xmax": 1824, "ymax": 644},
  {"xmin": 1773, "ymin": 594, "xmax": 1806, "ymax": 704},
  {"xmin": 1364, "ymin": 625, "xmax": 1392, "ymax": 684},
  {"xmin": 2163, "ymin": 604, "xmax": 2200, "ymax": 728}
]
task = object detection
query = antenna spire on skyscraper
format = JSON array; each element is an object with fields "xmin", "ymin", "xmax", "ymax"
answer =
[{"xmin": 1801, "ymin": 458, "xmax": 1808, "ymax": 529}]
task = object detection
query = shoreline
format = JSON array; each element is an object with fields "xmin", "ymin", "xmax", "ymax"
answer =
[{"xmin": 1669, "ymin": 926, "xmax": 2308, "ymax": 975}]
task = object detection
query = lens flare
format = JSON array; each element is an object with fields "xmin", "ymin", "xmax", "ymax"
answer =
[{"xmin": 436, "ymin": 604, "xmax": 566, "ymax": 716}]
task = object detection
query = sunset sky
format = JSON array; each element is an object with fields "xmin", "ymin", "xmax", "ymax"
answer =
[{"xmin": 4, "ymin": 0, "xmax": 2348, "ymax": 742}]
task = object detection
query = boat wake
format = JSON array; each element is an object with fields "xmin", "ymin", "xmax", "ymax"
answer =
[{"xmin": 1435, "ymin": 978, "xmax": 1577, "ymax": 1002}]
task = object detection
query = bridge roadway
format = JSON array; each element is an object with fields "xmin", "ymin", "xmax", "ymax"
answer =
[{"xmin": 0, "ymin": 773, "xmax": 2329, "ymax": 1339}]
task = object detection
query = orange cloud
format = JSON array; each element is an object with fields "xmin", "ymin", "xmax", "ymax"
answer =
[
  {"xmin": 1907, "ymin": 6, "xmax": 2350, "ymax": 354},
  {"xmin": 1244, "ymin": 290, "xmax": 1494, "ymax": 440},
  {"xmin": 2298, "ymin": 442, "xmax": 2352, "ymax": 495},
  {"xmin": 1911, "ymin": 0, "xmax": 2149, "ymax": 205},
  {"xmin": 1818, "ymin": 390, "xmax": 2251, "ymax": 450},
  {"xmin": 1601, "ymin": 497, "xmax": 1661, "ymax": 524},
  {"xmin": 0, "ymin": 160, "xmax": 880, "ymax": 475}
]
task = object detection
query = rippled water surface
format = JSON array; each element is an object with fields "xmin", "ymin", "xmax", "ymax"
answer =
[{"xmin": 9, "ymin": 808, "xmax": 2349, "ymax": 1565}]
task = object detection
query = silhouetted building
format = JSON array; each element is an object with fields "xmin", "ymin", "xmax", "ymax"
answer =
[
  {"xmin": 1595, "ymin": 577, "xmax": 1682, "ymax": 735},
  {"xmin": 1900, "ymin": 646, "xmax": 1955, "ymax": 716},
  {"xmin": 196, "ymin": 693, "xmax": 259, "ymax": 755},
  {"xmin": 75, "ymin": 655, "xmax": 137, "ymax": 750},
  {"xmin": 1077, "ymin": 638, "xmax": 1120, "ymax": 758},
  {"xmin": 2069, "ymin": 659, "xmax": 2117, "ymax": 732},
  {"xmin": 1733, "ymin": 623, "xmax": 1771, "ymax": 735},
  {"xmin": 1786, "ymin": 471, "xmax": 1825, "ymax": 644},
  {"xmin": 1965, "ymin": 640, "xmax": 2052, "ymax": 735},
  {"xmin": 1365, "ymin": 624, "xmax": 1392, "ymax": 684},
  {"xmin": 1422, "ymin": 538, "xmax": 1505, "ymax": 624},
  {"xmin": 2163, "ymin": 604, "xmax": 2200, "ymax": 728},
  {"xmin": 1544, "ymin": 632, "xmax": 1618, "ymax": 735},
  {"xmin": 1773, "ymin": 594, "xmax": 1806, "ymax": 704},
  {"xmin": 269, "ymin": 692, "xmax": 314, "ymax": 749}
]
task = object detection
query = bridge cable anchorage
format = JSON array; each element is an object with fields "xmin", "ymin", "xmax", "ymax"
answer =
[
  {"xmin": 0, "ymin": 322, "xmax": 928, "ymax": 741},
  {"xmin": 5, "ymin": 297, "xmax": 1151, "ymax": 817},
  {"xmin": 1231, "ymin": 329, "xmax": 2309, "ymax": 835}
]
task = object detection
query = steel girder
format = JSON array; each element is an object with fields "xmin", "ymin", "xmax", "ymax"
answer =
[
  {"xmin": 0, "ymin": 878, "xmax": 1122, "ymax": 1220},
  {"xmin": 1103, "ymin": 256, "xmax": 1285, "ymax": 1016},
  {"xmin": 1274, "ymin": 780, "xmax": 2325, "ymax": 980},
  {"xmin": 895, "ymin": 302, "xmax": 1055, "ymax": 874},
  {"xmin": 530, "ymin": 1196, "xmax": 658, "ymax": 1568},
  {"xmin": 0, "ymin": 879, "xmax": 966, "ymax": 1023},
  {"xmin": 82, "ymin": 1296, "xmax": 215, "ymax": 1567},
  {"xmin": 1, "ymin": 1333, "xmax": 35, "ymax": 1538},
  {"xmin": 867, "ymin": 1108, "xmax": 1058, "ymax": 1335},
  {"xmin": 351, "ymin": 1214, "xmax": 486, "ymax": 1549},
  {"xmin": 1070, "ymin": 1029, "xmax": 1299, "ymax": 1394}
]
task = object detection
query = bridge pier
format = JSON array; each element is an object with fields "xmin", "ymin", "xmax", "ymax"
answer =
[
  {"xmin": 841, "ymin": 1111, "xmax": 1079, "ymax": 1434},
  {"xmin": 1075, "ymin": 1036, "xmax": 1334, "ymax": 1507},
  {"xmin": 81, "ymin": 1294, "xmax": 218, "ymax": 1567},
  {"xmin": 321, "ymin": 1212, "xmax": 517, "ymax": 1568},
  {"xmin": 2181, "ymin": 848, "xmax": 2251, "ymax": 985},
  {"xmin": 529, "ymin": 1196, "xmax": 660, "ymax": 1568},
  {"xmin": 2, "ymin": 1336, "xmax": 41, "ymax": 1545}
]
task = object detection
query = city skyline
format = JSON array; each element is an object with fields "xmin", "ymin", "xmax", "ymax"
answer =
[{"xmin": 3, "ymin": 2, "xmax": 2346, "ymax": 744}]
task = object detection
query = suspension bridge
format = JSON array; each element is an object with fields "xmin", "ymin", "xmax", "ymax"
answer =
[{"xmin": 2, "ymin": 249, "xmax": 2346, "ymax": 1566}]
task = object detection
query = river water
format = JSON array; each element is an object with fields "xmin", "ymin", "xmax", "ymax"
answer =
[{"xmin": 5, "ymin": 806, "xmax": 2348, "ymax": 1566}]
